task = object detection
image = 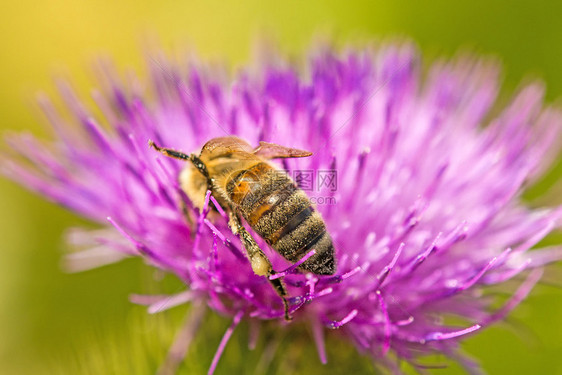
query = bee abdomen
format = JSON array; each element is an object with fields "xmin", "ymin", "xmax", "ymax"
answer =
[
  {"xmin": 270, "ymin": 208, "xmax": 335, "ymax": 275},
  {"xmin": 230, "ymin": 164, "xmax": 336, "ymax": 275},
  {"xmin": 272, "ymin": 209, "xmax": 323, "ymax": 256},
  {"xmin": 250, "ymin": 187, "xmax": 309, "ymax": 238}
]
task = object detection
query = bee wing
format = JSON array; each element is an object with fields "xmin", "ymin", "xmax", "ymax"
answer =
[
  {"xmin": 201, "ymin": 136, "xmax": 253, "ymax": 153},
  {"xmin": 253, "ymin": 141, "xmax": 313, "ymax": 159},
  {"xmin": 200, "ymin": 136, "xmax": 260, "ymax": 161}
]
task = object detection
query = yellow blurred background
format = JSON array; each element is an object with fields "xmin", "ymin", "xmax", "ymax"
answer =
[{"xmin": 2, "ymin": 1, "xmax": 562, "ymax": 374}]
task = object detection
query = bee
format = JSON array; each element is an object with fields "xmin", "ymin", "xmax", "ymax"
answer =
[{"xmin": 149, "ymin": 136, "xmax": 336, "ymax": 320}]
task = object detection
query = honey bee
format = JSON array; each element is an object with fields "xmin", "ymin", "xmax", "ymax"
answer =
[{"xmin": 149, "ymin": 136, "xmax": 336, "ymax": 320}]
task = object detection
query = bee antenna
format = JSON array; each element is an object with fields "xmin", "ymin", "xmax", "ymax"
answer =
[
  {"xmin": 147, "ymin": 140, "xmax": 212, "ymax": 189},
  {"xmin": 148, "ymin": 139, "xmax": 191, "ymax": 162}
]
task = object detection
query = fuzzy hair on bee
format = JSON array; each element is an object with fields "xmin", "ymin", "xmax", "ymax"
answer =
[{"xmin": 149, "ymin": 136, "xmax": 336, "ymax": 320}]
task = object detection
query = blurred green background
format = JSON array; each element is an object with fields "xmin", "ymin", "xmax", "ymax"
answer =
[{"xmin": 2, "ymin": 0, "xmax": 562, "ymax": 374}]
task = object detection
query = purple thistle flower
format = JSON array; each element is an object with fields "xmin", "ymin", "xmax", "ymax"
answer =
[{"xmin": 4, "ymin": 42, "xmax": 562, "ymax": 373}]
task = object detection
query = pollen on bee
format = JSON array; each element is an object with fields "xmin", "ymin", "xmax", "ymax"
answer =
[{"xmin": 250, "ymin": 254, "xmax": 270, "ymax": 276}]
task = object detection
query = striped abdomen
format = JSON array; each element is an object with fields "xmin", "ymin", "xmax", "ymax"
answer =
[{"xmin": 226, "ymin": 162, "xmax": 335, "ymax": 275}]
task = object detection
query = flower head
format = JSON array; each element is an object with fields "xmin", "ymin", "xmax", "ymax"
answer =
[{"xmin": 4, "ymin": 42, "xmax": 562, "ymax": 373}]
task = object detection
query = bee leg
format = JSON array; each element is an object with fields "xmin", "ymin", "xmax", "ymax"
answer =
[
  {"xmin": 228, "ymin": 212, "xmax": 292, "ymax": 321},
  {"xmin": 269, "ymin": 272, "xmax": 291, "ymax": 321},
  {"xmin": 179, "ymin": 200, "xmax": 198, "ymax": 238}
]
